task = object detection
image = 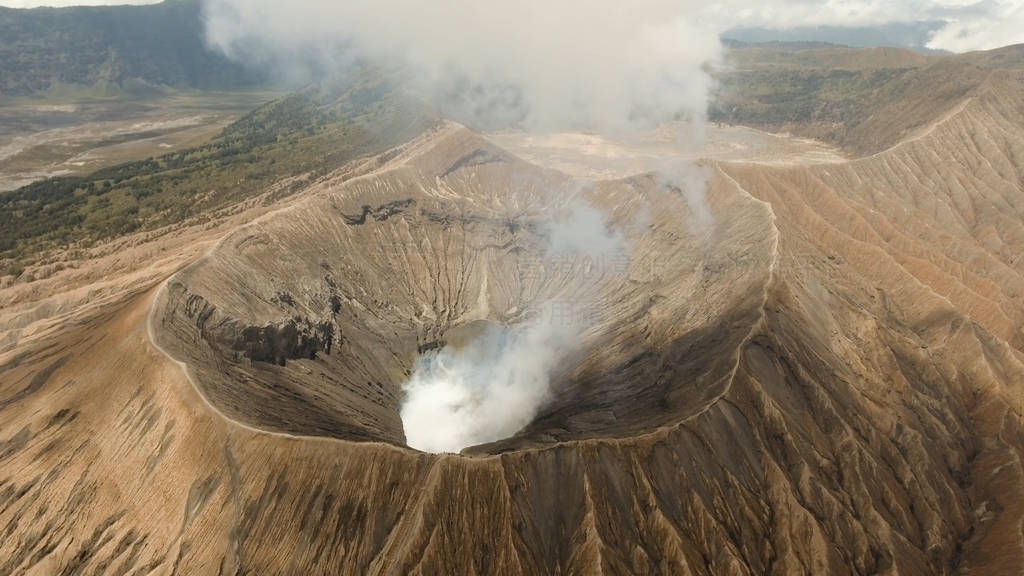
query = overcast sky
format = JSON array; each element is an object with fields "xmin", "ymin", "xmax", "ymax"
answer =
[{"xmin": 0, "ymin": 0, "xmax": 1021, "ymax": 52}]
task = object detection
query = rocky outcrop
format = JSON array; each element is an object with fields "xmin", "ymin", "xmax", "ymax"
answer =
[
  {"xmin": 342, "ymin": 199, "xmax": 416, "ymax": 225},
  {"xmin": 234, "ymin": 318, "xmax": 335, "ymax": 366},
  {"xmin": 440, "ymin": 148, "xmax": 510, "ymax": 177},
  {"xmin": 176, "ymin": 287, "xmax": 338, "ymax": 366}
]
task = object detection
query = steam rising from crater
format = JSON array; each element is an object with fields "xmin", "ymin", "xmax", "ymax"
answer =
[
  {"xmin": 545, "ymin": 200, "xmax": 627, "ymax": 260},
  {"xmin": 400, "ymin": 320, "xmax": 573, "ymax": 454},
  {"xmin": 200, "ymin": 0, "xmax": 721, "ymax": 452},
  {"xmin": 401, "ymin": 198, "xmax": 624, "ymax": 453},
  {"xmin": 201, "ymin": 0, "xmax": 721, "ymax": 134}
]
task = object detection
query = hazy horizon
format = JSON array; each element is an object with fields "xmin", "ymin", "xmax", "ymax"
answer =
[{"xmin": 3, "ymin": 0, "xmax": 1023, "ymax": 53}]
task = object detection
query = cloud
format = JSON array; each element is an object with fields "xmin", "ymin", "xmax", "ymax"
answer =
[
  {"xmin": 197, "ymin": 0, "xmax": 1024, "ymax": 137},
  {"xmin": 202, "ymin": 0, "xmax": 722, "ymax": 133},
  {"xmin": 926, "ymin": 1, "xmax": 1024, "ymax": 51}
]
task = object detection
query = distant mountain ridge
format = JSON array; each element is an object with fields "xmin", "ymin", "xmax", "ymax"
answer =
[
  {"xmin": 722, "ymin": 22, "xmax": 949, "ymax": 53},
  {"xmin": 0, "ymin": 0, "xmax": 263, "ymax": 95}
]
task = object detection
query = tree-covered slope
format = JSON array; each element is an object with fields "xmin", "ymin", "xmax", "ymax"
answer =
[{"xmin": 0, "ymin": 0, "xmax": 261, "ymax": 95}]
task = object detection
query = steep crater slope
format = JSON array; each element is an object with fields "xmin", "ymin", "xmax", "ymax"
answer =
[
  {"xmin": 709, "ymin": 72, "xmax": 1024, "ymax": 573},
  {"xmin": 152, "ymin": 124, "xmax": 777, "ymax": 448}
]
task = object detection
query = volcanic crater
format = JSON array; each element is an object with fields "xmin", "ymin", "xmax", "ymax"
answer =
[{"xmin": 151, "ymin": 123, "xmax": 777, "ymax": 452}]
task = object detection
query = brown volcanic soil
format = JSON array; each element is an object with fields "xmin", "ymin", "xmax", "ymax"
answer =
[{"xmin": 2, "ymin": 66, "xmax": 1024, "ymax": 575}]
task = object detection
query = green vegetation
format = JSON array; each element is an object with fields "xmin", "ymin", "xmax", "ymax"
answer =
[
  {"xmin": 711, "ymin": 67, "xmax": 910, "ymax": 135},
  {"xmin": 0, "ymin": 82, "xmax": 433, "ymax": 274},
  {"xmin": 0, "ymin": 0, "xmax": 261, "ymax": 96}
]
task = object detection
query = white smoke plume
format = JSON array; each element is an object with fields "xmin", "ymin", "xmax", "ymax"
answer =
[
  {"xmin": 400, "ymin": 197, "xmax": 619, "ymax": 453},
  {"xmin": 399, "ymin": 317, "xmax": 574, "ymax": 454},
  {"xmin": 545, "ymin": 199, "xmax": 626, "ymax": 260},
  {"xmin": 201, "ymin": 0, "xmax": 722, "ymax": 133}
]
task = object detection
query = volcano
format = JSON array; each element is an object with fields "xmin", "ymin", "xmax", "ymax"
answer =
[{"xmin": 2, "ymin": 46, "xmax": 1024, "ymax": 576}]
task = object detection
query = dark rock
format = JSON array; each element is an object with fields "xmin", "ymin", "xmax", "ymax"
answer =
[
  {"xmin": 232, "ymin": 318, "xmax": 336, "ymax": 366},
  {"xmin": 441, "ymin": 148, "xmax": 509, "ymax": 178},
  {"xmin": 342, "ymin": 199, "xmax": 415, "ymax": 225}
]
